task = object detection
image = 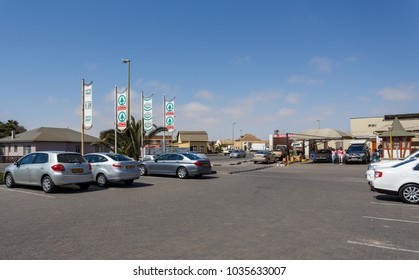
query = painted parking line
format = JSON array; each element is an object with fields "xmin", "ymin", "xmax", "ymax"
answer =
[
  {"xmin": 347, "ymin": 241, "xmax": 419, "ymax": 254},
  {"xmin": 0, "ymin": 188, "xmax": 55, "ymax": 198},
  {"xmin": 363, "ymin": 216, "xmax": 419, "ymax": 224},
  {"xmin": 370, "ymin": 202, "xmax": 419, "ymax": 209}
]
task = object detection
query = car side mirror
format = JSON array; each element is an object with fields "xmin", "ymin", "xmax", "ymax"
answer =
[{"xmin": 14, "ymin": 161, "xmax": 20, "ymax": 167}]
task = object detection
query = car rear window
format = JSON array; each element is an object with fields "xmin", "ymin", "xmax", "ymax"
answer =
[
  {"xmin": 57, "ymin": 153, "xmax": 86, "ymax": 163},
  {"xmin": 107, "ymin": 154, "xmax": 132, "ymax": 161},
  {"xmin": 392, "ymin": 158, "xmax": 417, "ymax": 168}
]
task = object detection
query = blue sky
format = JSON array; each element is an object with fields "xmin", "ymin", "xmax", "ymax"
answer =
[{"xmin": 1, "ymin": 0, "xmax": 418, "ymax": 140}]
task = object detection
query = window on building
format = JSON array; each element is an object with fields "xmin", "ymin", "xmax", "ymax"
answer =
[
  {"xmin": 24, "ymin": 145, "xmax": 31, "ymax": 155},
  {"xmin": 75, "ymin": 145, "xmax": 81, "ymax": 153},
  {"xmin": 368, "ymin": 124, "xmax": 377, "ymax": 128},
  {"xmin": 200, "ymin": 145, "xmax": 204, "ymax": 153},
  {"xmin": 14, "ymin": 145, "xmax": 17, "ymax": 152}
]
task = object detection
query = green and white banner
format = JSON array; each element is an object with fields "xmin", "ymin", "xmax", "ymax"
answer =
[
  {"xmin": 116, "ymin": 88, "xmax": 128, "ymax": 132},
  {"xmin": 143, "ymin": 95, "xmax": 153, "ymax": 132},
  {"xmin": 84, "ymin": 83, "xmax": 93, "ymax": 129},
  {"xmin": 165, "ymin": 98, "xmax": 175, "ymax": 132}
]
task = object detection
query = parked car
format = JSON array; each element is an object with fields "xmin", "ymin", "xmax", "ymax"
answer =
[
  {"xmin": 230, "ymin": 150, "xmax": 246, "ymax": 158},
  {"xmin": 253, "ymin": 150, "xmax": 276, "ymax": 164},
  {"xmin": 223, "ymin": 149, "xmax": 232, "ymax": 156},
  {"xmin": 139, "ymin": 153, "xmax": 212, "ymax": 179},
  {"xmin": 345, "ymin": 144, "xmax": 370, "ymax": 163},
  {"xmin": 84, "ymin": 153, "xmax": 140, "ymax": 187},
  {"xmin": 370, "ymin": 159, "xmax": 419, "ymax": 204},
  {"xmin": 366, "ymin": 150, "xmax": 419, "ymax": 183},
  {"xmin": 3, "ymin": 151, "xmax": 92, "ymax": 193},
  {"xmin": 310, "ymin": 149, "xmax": 332, "ymax": 163}
]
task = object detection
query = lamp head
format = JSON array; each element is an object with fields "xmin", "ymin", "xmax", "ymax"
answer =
[{"xmin": 121, "ymin": 59, "xmax": 131, "ymax": 63}]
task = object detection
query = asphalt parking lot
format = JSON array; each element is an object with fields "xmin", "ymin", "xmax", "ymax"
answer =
[{"xmin": 1, "ymin": 156, "xmax": 418, "ymax": 260}]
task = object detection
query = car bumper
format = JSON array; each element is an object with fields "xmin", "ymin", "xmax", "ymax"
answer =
[
  {"xmin": 51, "ymin": 173, "xmax": 93, "ymax": 186},
  {"xmin": 188, "ymin": 166, "xmax": 212, "ymax": 176},
  {"xmin": 105, "ymin": 169, "xmax": 140, "ymax": 182},
  {"xmin": 253, "ymin": 158, "xmax": 269, "ymax": 163}
]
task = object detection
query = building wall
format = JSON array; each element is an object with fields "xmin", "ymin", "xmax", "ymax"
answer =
[{"xmin": 350, "ymin": 117, "xmax": 383, "ymax": 137}]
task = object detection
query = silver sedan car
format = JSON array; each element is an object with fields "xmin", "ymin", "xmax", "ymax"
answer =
[
  {"xmin": 3, "ymin": 151, "xmax": 92, "ymax": 193},
  {"xmin": 230, "ymin": 150, "xmax": 246, "ymax": 158},
  {"xmin": 139, "ymin": 153, "xmax": 212, "ymax": 179},
  {"xmin": 84, "ymin": 153, "xmax": 140, "ymax": 187},
  {"xmin": 253, "ymin": 150, "xmax": 277, "ymax": 164}
]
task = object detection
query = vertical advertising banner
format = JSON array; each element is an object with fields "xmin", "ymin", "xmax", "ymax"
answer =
[
  {"xmin": 143, "ymin": 95, "xmax": 153, "ymax": 132},
  {"xmin": 165, "ymin": 99, "xmax": 175, "ymax": 132},
  {"xmin": 84, "ymin": 83, "xmax": 93, "ymax": 129},
  {"xmin": 117, "ymin": 88, "xmax": 128, "ymax": 132}
]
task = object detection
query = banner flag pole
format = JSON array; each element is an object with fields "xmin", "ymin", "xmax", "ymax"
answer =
[{"xmin": 81, "ymin": 79, "xmax": 85, "ymax": 155}]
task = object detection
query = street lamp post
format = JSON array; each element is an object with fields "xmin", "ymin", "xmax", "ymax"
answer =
[
  {"xmin": 388, "ymin": 125, "xmax": 393, "ymax": 160},
  {"xmin": 122, "ymin": 59, "xmax": 131, "ymax": 125},
  {"xmin": 232, "ymin": 122, "xmax": 236, "ymax": 150}
]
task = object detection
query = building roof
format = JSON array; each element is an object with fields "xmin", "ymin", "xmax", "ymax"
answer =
[
  {"xmin": 379, "ymin": 118, "xmax": 416, "ymax": 137},
  {"xmin": 239, "ymin": 133, "xmax": 262, "ymax": 141},
  {"xmin": 0, "ymin": 127, "xmax": 101, "ymax": 143},
  {"xmin": 176, "ymin": 131, "xmax": 208, "ymax": 142}
]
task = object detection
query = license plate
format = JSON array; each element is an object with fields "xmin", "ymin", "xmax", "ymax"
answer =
[
  {"xmin": 126, "ymin": 166, "xmax": 135, "ymax": 169},
  {"xmin": 203, "ymin": 163, "xmax": 210, "ymax": 167},
  {"xmin": 72, "ymin": 168, "xmax": 83, "ymax": 173}
]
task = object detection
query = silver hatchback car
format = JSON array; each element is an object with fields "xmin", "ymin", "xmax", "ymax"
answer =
[
  {"xmin": 84, "ymin": 153, "xmax": 140, "ymax": 187},
  {"xmin": 4, "ymin": 151, "xmax": 92, "ymax": 193}
]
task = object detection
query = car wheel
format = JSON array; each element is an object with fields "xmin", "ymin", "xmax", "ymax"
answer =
[
  {"xmin": 42, "ymin": 175, "xmax": 57, "ymax": 193},
  {"xmin": 400, "ymin": 184, "xmax": 419, "ymax": 204},
  {"xmin": 97, "ymin": 173, "xmax": 109, "ymax": 188},
  {"xmin": 5, "ymin": 173, "xmax": 16, "ymax": 188},
  {"xmin": 78, "ymin": 183, "xmax": 91, "ymax": 190},
  {"xmin": 124, "ymin": 179, "xmax": 134, "ymax": 186},
  {"xmin": 177, "ymin": 167, "xmax": 189, "ymax": 179},
  {"xmin": 139, "ymin": 165, "xmax": 148, "ymax": 176}
]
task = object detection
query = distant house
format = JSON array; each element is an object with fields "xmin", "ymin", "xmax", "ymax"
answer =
[
  {"xmin": 172, "ymin": 131, "xmax": 209, "ymax": 153},
  {"xmin": 0, "ymin": 127, "xmax": 103, "ymax": 163}
]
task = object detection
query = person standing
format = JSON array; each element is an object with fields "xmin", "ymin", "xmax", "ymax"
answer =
[
  {"xmin": 337, "ymin": 147, "xmax": 345, "ymax": 164},
  {"xmin": 331, "ymin": 148, "xmax": 337, "ymax": 164}
]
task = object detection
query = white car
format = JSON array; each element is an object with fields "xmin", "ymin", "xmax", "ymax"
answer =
[
  {"xmin": 370, "ymin": 159, "xmax": 419, "ymax": 204},
  {"xmin": 366, "ymin": 150, "xmax": 419, "ymax": 183}
]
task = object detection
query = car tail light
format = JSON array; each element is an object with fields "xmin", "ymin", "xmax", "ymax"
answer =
[
  {"xmin": 88, "ymin": 163, "xmax": 92, "ymax": 171},
  {"xmin": 112, "ymin": 163, "xmax": 122, "ymax": 168},
  {"xmin": 375, "ymin": 171, "xmax": 383, "ymax": 178},
  {"xmin": 51, "ymin": 164, "xmax": 65, "ymax": 172},
  {"xmin": 194, "ymin": 161, "xmax": 203, "ymax": 166}
]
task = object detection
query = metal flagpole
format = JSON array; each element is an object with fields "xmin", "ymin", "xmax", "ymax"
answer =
[
  {"xmin": 163, "ymin": 94, "xmax": 166, "ymax": 154},
  {"xmin": 140, "ymin": 91, "xmax": 144, "ymax": 158},
  {"xmin": 114, "ymin": 86, "xmax": 118, "ymax": 153},
  {"xmin": 81, "ymin": 79, "xmax": 85, "ymax": 155}
]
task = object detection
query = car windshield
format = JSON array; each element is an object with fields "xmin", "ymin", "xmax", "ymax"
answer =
[
  {"xmin": 182, "ymin": 153, "xmax": 201, "ymax": 160},
  {"xmin": 317, "ymin": 149, "xmax": 330, "ymax": 153},
  {"xmin": 57, "ymin": 153, "xmax": 86, "ymax": 163},
  {"xmin": 348, "ymin": 145, "xmax": 365, "ymax": 152},
  {"xmin": 256, "ymin": 151, "xmax": 268, "ymax": 154},
  {"xmin": 106, "ymin": 154, "xmax": 132, "ymax": 161}
]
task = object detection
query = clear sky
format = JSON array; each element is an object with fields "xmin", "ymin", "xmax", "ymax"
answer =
[{"xmin": 1, "ymin": 0, "xmax": 418, "ymax": 140}]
